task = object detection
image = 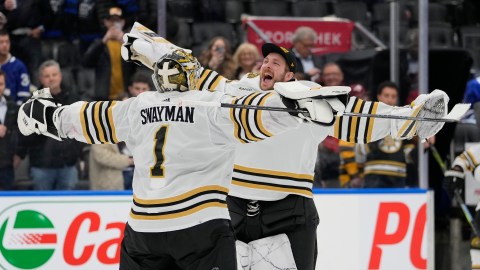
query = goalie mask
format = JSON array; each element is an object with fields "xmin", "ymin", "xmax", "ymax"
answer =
[{"xmin": 152, "ymin": 50, "xmax": 200, "ymax": 93}]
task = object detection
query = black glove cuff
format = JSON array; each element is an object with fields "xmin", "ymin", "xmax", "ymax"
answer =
[{"xmin": 280, "ymin": 96, "xmax": 301, "ymax": 117}]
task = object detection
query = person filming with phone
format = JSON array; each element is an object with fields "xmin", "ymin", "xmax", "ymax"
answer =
[
  {"xmin": 82, "ymin": 6, "xmax": 136, "ymax": 101},
  {"xmin": 198, "ymin": 36, "xmax": 237, "ymax": 79}
]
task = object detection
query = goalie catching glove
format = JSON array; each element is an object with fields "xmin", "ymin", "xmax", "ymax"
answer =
[
  {"xmin": 274, "ymin": 81, "xmax": 350, "ymax": 126},
  {"xmin": 121, "ymin": 22, "xmax": 194, "ymax": 71},
  {"xmin": 17, "ymin": 88, "xmax": 64, "ymax": 141}
]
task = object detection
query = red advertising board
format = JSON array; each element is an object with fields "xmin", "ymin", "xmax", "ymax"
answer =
[
  {"xmin": 244, "ymin": 16, "xmax": 355, "ymax": 55},
  {"xmin": 0, "ymin": 190, "xmax": 433, "ymax": 270}
]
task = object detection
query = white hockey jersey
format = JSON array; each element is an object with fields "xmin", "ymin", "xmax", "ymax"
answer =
[
  {"xmin": 451, "ymin": 144, "xmax": 480, "ymax": 211},
  {"xmin": 57, "ymin": 90, "xmax": 299, "ymax": 232},
  {"xmin": 195, "ymin": 69, "xmax": 427, "ymax": 200}
]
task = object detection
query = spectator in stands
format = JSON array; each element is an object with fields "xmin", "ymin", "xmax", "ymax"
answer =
[
  {"xmin": 0, "ymin": 12, "xmax": 6, "ymax": 30},
  {"xmin": 291, "ymin": 26, "xmax": 324, "ymax": 82},
  {"xmin": 89, "ymin": 144, "xmax": 134, "ymax": 190},
  {"xmin": 314, "ymin": 136, "xmax": 341, "ymax": 188},
  {"xmin": 463, "ymin": 76, "xmax": 480, "ymax": 107},
  {"xmin": 82, "ymin": 6, "xmax": 136, "ymax": 101},
  {"xmin": 61, "ymin": 0, "xmax": 103, "ymax": 54},
  {"xmin": 120, "ymin": 72, "xmax": 151, "ymax": 189},
  {"xmin": 1, "ymin": 0, "xmax": 51, "ymax": 81},
  {"xmin": 339, "ymin": 84, "xmax": 369, "ymax": 188},
  {"xmin": 232, "ymin": 42, "xmax": 261, "ymax": 79},
  {"xmin": 198, "ymin": 36, "xmax": 237, "ymax": 79},
  {"xmin": 97, "ymin": 0, "xmax": 153, "ymax": 30},
  {"xmin": 314, "ymin": 62, "xmax": 346, "ymax": 188},
  {"xmin": 0, "ymin": 70, "xmax": 18, "ymax": 190},
  {"xmin": 0, "ymin": 29, "xmax": 30, "ymax": 105},
  {"xmin": 124, "ymin": 71, "xmax": 152, "ymax": 98},
  {"xmin": 15, "ymin": 60, "xmax": 84, "ymax": 190},
  {"xmin": 321, "ymin": 62, "xmax": 344, "ymax": 87},
  {"xmin": 356, "ymin": 81, "xmax": 415, "ymax": 188}
]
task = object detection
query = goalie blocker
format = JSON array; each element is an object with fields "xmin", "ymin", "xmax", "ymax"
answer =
[{"xmin": 17, "ymin": 88, "xmax": 64, "ymax": 141}]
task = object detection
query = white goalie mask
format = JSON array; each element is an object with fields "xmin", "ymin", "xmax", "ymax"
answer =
[{"xmin": 152, "ymin": 50, "xmax": 200, "ymax": 93}]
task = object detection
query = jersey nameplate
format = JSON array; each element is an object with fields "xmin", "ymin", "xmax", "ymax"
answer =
[{"xmin": 141, "ymin": 105, "xmax": 195, "ymax": 124}]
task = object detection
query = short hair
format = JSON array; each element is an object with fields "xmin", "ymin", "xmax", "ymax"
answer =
[
  {"xmin": 38, "ymin": 59, "xmax": 60, "ymax": 76},
  {"xmin": 292, "ymin": 26, "xmax": 317, "ymax": 43},
  {"xmin": 130, "ymin": 72, "xmax": 151, "ymax": 85},
  {"xmin": 233, "ymin": 43, "xmax": 260, "ymax": 65},
  {"xmin": 322, "ymin": 62, "xmax": 342, "ymax": 73},
  {"xmin": 0, "ymin": 29, "xmax": 9, "ymax": 37},
  {"xmin": 377, "ymin": 81, "xmax": 399, "ymax": 96}
]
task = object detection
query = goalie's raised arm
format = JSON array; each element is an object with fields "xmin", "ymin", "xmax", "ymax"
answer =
[
  {"xmin": 333, "ymin": 89, "xmax": 456, "ymax": 143},
  {"xmin": 121, "ymin": 22, "xmax": 193, "ymax": 70}
]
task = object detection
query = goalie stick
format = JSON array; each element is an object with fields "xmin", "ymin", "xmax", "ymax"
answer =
[
  {"xmin": 178, "ymin": 100, "xmax": 470, "ymax": 123},
  {"xmin": 454, "ymin": 189, "xmax": 480, "ymax": 237}
]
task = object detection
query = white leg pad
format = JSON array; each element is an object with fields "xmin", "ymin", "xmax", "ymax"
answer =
[
  {"xmin": 471, "ymin": 249, "xmax": 480, "ymax": 269},
  {"xmin": 236, "ymin": 234, "xmax": 297, "ymax": 270},
  {"xmin": 236, "ymin": 240, "xmax": 251, "ymax": 270}
]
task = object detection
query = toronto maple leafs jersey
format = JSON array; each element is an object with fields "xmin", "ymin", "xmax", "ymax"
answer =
[
  {"xmin": 196, "ymin": 69, "xmax": 426, "ymax": 200},
  {"xmin": 57, "ymin": 90, "xmax": 299, "ymax": 232}
]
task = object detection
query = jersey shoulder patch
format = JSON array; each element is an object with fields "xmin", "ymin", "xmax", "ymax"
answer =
[{"xmin": 247, "ymin": 72, "xmax": 259, "ymax": 78}]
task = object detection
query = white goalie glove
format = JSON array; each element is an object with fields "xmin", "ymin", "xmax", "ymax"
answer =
[
  {"xmin": 274, "ymin": 81, "xmax": 350, "ymax": 126},
  {"xmin": 121, "ymin": 22, "xmax": 192, "ymax": 70},
  {"xmin": 391, "ymin": 89, "xmax": 449, "ymax": 139},
  {"xmin": 17, "ymin": 88, "xmax": 64, "ymax": 141}
]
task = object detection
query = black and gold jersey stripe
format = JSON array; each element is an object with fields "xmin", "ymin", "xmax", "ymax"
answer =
[
  {"xmin": 334, "ymin": 97, "xmax": 378, "ymax": 144},
  {"xmin": 195, "ymin": 69, "xmax": 226, "ymax": 91},
  {"xmin": 229, "ymin": 92, "xmax": 274, "ymax": 143},
  {"xmin": 232, "ymin": 164, "xmax": 314, "ymax": 197},
  {"xmin": 396, "ymin": 104, "xmax": 422, "ymax": 138},
  {"xmin": 130, "ymin": 185, "xmax": 228, "ymax": 220},
  {"xmin": 339, "ymin": 140, "xmax": 360, "ymax": 186},
  {"xmin": 80, "ymin": 101, "xmax": 119, "ymax": 144},
  {"xmin": 364, "ymin": 170, "xmax": 407, "ymax": 178}
]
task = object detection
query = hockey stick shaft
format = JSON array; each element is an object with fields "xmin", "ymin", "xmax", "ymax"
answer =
[
  {"xmin": 213, "ymin": 102, "xmax": 459, "ymax": 123},
  {"xmin": 429, "ymin": 144, "xmax": 447, "ymax": 173},
  {"xmin": 454, "ymin": 190, "xmax": 480, "ymax": 237}
]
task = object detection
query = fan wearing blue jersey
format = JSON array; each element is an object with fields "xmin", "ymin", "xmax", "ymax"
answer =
[{"xmin": 0, "ymin": 29, "xmax": 30, "ymax": 105}]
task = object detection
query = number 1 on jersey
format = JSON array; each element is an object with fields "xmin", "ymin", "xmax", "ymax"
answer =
[{"xmin": 150, "ymin": 125, "xmax": 169, "ymax": 178}]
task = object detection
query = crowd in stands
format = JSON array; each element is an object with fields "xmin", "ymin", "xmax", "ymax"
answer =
[{"xmin": 0, "ymin": 0, "xmax": 480, "ymax": 191}]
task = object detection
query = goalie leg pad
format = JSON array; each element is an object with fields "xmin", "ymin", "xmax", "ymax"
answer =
[
  {"xmin": 236, "ymin": 234, "xmax": 298, "ymax": 270},
  {"xmin": 471, "ymin": 248, "xmax": 480, "ymax": 269},
  {"xmin": 236, "ymin": 240, "xmax": 250, "ymax": 270}
]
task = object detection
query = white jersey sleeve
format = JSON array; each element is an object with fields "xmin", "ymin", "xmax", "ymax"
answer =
[
  {"xmin": 331, "ymin": 96, "xmax": 428, "ymax": 144},
  {"xmin": 452, "ymin": 144, "xmax": 480, "ymax": 174},
  {"xmin": 58, "ymin": 99, "xmax": 134, "ymax": 144}
]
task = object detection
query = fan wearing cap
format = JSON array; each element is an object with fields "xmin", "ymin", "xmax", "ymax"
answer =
[
  {"xmin": 82, "ymin": 7, "xmax": 136, "ymax": 101},
  {"xmin": 121, "ymin": 29, "xmax": 452, "ymax": 269}
]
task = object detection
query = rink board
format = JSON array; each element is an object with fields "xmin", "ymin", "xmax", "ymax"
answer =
[{"xmin": 0, "ymin": 189, "xmax": 433, "ymax": 270}]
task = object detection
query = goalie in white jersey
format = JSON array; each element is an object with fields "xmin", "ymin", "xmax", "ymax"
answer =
[
  {"xmin": 16, "ymin": 49, "xmax": 354, "ymax": 268},
  {"xmin": 119, "ymin": 22, "xmax": 453, "ymax": 270}
]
